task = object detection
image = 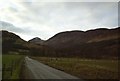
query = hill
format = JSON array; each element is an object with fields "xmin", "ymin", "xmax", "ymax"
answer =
[
  {"xmin": 1, "ymin": 26, "xmax": 119, "ymax": 59},
  {"xmin": 45, "ymin": 27, "xmax": 120, "ymax": 59},
  {"xmin": 28, "ymin": 37, "xmax": 44, "ymax": 45},
  {"xmin": 1, "ymin": 30, "xmax": 54, "ymax": 56},
  {"xmin": 1, "ymin": 30, "xmax": 29, "ymax": 54}
]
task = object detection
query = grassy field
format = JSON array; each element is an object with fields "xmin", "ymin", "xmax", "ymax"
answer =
[
  {"xmin": 32, "ymin": 57, "xmax": 118, "ymax": 80},
  {"xmin": 2, "ymin": 54, "xmax": 24, "ymax": 79}
]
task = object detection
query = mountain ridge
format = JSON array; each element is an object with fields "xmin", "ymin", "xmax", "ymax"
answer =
[
  {"xmin": 45, "ymin": 27, "xmax": 119, "ymax": 48},
  {"xmin": 1, "ymin": 27, "xmax": 119, "ymax": 59}
]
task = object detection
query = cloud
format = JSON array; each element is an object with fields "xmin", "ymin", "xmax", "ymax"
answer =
[
  {"xmin": 0, "ymin": 0, "xmax": 118, "ymax": 40},
  {"xmin": 0, "ymin": 21, "xmax": 25, "ymax": 33},
  {"xmin": 0, "ymin": 21, "xmax": 54, "ymax": 40}
]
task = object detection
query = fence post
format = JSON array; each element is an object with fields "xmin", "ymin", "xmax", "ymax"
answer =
[
  {"xmin": 13, "ymin": 60, "xmax": 15, "ymax": 69},
  {"xmin": 10, "ymin": 60, "xmax": 14, "ymax": 76}
]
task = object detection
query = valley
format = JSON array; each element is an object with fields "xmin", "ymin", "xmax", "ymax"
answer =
[{"xmin": 1, "ymin": 27, "xmax": 119, "ymax": 80}]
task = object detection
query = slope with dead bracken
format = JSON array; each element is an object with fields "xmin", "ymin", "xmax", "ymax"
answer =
[{"xmin": 45, "ymin": 27, "xmax": 120, "ymax": 59}]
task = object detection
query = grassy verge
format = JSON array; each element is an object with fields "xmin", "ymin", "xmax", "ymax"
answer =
[
  {"xmin": 0, "ymin": 55, "xmax": 1, "ymax": 65},
  {"xmin": 2, "ymin": 54, "xmax": 24, "ymax": 79},
  {"xmin": 32, "ymin": 57, "xmax": 118, "ymax": 79}
]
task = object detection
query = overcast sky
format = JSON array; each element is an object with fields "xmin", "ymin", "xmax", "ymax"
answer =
[{"xmin": 0, "ymin": 0, "xmax": 119, "ymax": 41}]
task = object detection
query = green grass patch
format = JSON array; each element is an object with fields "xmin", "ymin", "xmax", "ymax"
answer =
[
  {"xmin": 0, "ymin": 55, "xmax": 2, "ymax": 64},
  {"xmin": 32, "ymin": 57, "xmax": 118, "ymax": 79},
  {"xmin": 2, "ymin": 54, "xmax": 24, "ymax": 79}
]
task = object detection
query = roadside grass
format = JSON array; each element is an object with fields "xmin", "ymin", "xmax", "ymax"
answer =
[
  {"xmin": 32, "ymin": 57, "xmax": 118, "ymax": 79},
  {"xmin": 2, "ymin": 54, "xmax": 24, "ymax": 79},
  {"xmin": 0, "ymin": 55, "xmax": 1, "ymax": 64}
]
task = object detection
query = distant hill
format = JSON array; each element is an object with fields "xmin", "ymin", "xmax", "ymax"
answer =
[
  {"xmin": 1, "ymin": 30, "xmax": 54, "ymax": 56},
  {"xmin": 1, "ymin": 30, "xmax": 29, "ymax": 54},
  {"xmin": 28, "ymin": 37, "xmax": 44, "ymax": 45},
  {"xmin": 45, "ymin": 27, "xmax": 120, "ymax": 59}
]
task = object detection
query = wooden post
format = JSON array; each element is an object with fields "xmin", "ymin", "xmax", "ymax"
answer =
[
  {"xmin": 14, "ymin": 60, "xmax": 16, "ymax": 69},
  {"xmin": 10, "ymin": 60, "xmax": 14, "ymax": 76}
]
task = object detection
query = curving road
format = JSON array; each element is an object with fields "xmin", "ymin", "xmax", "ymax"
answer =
[{"xmin": 25, "ymin": 56, "xmax": 81, "ymax": 79}]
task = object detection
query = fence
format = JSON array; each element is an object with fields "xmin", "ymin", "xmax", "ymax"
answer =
[{"xmin": 2, "ymin": 60, "xmax": 18, "ymax": 79}]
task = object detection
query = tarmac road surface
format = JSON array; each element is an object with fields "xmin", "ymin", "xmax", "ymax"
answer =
[{"xmin": 25, "ymin": 56, "xmax": 81, "ymax": 80}]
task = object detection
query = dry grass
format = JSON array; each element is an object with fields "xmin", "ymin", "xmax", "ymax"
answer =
[{"xmin": 32, "ymin": 57, "xmax": 118, "ymax": 80}]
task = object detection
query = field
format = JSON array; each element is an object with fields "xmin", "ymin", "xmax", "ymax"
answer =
[
  {"xmin": 32, "ymin": 57, "xmax": 118, "ymax": 80},
  {"xmin": 2, "ymin": 54, "xmax": 24, "ymax": 79}
]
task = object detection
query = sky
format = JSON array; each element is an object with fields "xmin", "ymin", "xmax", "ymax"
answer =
[{"xmin": 0, "ymin": 0, "xmax": 119, "ymax": 41}]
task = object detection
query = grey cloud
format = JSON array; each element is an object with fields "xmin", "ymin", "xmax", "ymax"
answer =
[
  {"xmin": 0, "ymin": 21, "xmax": 50, "ymax": 39},
  {"xmin": 18, "ymin": 2, "xmax": 118, "ymax": 35},
  {"xmin": 0, "ymin": 21, "xmax": 28, "ymax": 34},
  {"xmin": 65, "ymin": 2, "xmax": 118, "ymax": 27}
]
